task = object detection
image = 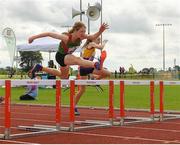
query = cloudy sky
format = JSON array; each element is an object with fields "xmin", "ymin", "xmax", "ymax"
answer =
[{"xmin": 0, "ymin": 0, "xmax": 180, "ymax": 72}]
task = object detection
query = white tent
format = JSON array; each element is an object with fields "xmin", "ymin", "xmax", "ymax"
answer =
[
  {"xmin": 16, "ymin": 37, "xmax": 82, "ymax": 63},
  {"xmin": 17, "ymin": 37, "xmax": 82, "ymax": 53},
  {"xmin": 17, "ymin": 37, "xmax": 60, "ymax": 52}
]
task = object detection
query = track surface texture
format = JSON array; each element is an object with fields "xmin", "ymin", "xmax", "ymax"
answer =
[{"xmin": 0, "ymin": 104, "xmax": 180, "ymax": 144}]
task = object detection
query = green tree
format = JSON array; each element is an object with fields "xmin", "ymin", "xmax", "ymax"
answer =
[{"xmin": 19, "ymin": 51, "xmax": 43, "ymax": 72}]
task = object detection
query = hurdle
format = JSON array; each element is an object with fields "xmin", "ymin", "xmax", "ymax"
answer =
[
  {"xmin": 0, "ymin": 80, "xmax": 5, "ymax": 139},
  {"xmin": 65, "ymin": 80, "xmax": 156, "ymax": 128},
  {"xmin": 35, "ymin": 80, "xmax": 114, "ymax": 132},
  {"xmin": 85, "ymin": 80, "xmax": 156, "ymax": 126},
  {"xmin": 0, "ymin": 79, "xmax": 113, "ymax": 139},
  {"xmin": 35, "ymin": 79, "xmax": 180, "ymax": 130},
  {"xmin": 0, "ymin": 79, "xmax": 64, "ymax": 139},
  {"xmin": 1, "ymin": 79, "xmax": 180, "ymax": 139},
  {"xmin": 68, "ymin": 80, "xmax": 112, "ymax": 131},
  {"xmin": 158, "ymin": 80, "xmax": 180, "ymax": 121}
]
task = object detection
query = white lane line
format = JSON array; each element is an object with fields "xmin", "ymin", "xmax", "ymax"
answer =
[
  {"xmin": 0, "ymin": 125, "xmax": 179, "ymax": 144},
  {"xmin": 119, "ymin": 126, "xmax": 180, "ymax": 133},
  {"xmin": 63, "ymin": 131, "xmax": 180, "ymax": 144},
  {"xmin": 0, "ymin": 139, "xmax": 39, "ymax": 144},
  {"xmin": 0, "ymin": 117, "xmax": 54, "ymax": 123},
  {"xmin": 159, "ymin": 121, "xmax": 180, "ymax": 125}
]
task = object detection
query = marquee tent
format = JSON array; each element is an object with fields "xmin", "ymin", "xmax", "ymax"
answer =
[
  {"xmin": 17, "ymin": 37, "xmax": 60, "ymax": 52},
  {"xmin": 17, "ymin": 37, "xmax": 82, "ymax": 53}
]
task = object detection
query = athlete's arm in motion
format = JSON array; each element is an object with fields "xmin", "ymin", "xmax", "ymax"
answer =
[
  {"xmin": 85, "ymin": 23, "xmax": 109, "ymax": 40},
  {"xmin": 28, "ymin": 32, "xmax": 68, "ymax": 43},
  {"xmin": 88, "ymin": 40, "xmax": 107, "ymax": 50}
]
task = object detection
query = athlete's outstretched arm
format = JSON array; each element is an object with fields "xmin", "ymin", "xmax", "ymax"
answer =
[
  {"xmin": 88, "ymin": 40, "xmax": 108, "ymax": 50},
  {"xmin": 85, "ymin": 23, "xmax": 109, "ymax": 40},
  {"xmin": 28, "ymin": 32, "xmax": 68, "ymax": 43}
]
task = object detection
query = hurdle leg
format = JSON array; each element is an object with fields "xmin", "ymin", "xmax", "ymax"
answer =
[
  {"xmin": 4, "ymin": 80, "xmax": 11, "ymax": 139},
  {"xmin": 150, "ymin": 81, "xmax": 155, "ymax": 121},
  {"xmin": 70, "ymin": 80, "xmax": 75, "ymax": 131},
  {"xmin": 159, "ymin": 81, "xmax": 164, "ymax": 121},
  {"xmin": 109, "ymin": 80, "xmax": 114, "ymax": 125},
  {"xmin": 56, "ymin": 80, "xmax": 61, "ymax": 130},
  {"xmin": 120, "ymin": 81, "xmax": 125, "ymax": 125}
]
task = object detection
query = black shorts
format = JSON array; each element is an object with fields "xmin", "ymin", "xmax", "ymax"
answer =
[
  {"xmin": 80, "ymin": 67, "xmax": 94, "ymax": 76},
  {"xmin": 55, "ymin": 51, "xmax": 67, "ymax": 67},
  {"xmin": 19, "ymin": 94, "xmax": 35, "ymax": 100}
]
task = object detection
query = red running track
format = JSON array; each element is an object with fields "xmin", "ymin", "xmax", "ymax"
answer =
[{"xmin": 0, "ymin": 104, "xmax": 180, "ymax": 144}]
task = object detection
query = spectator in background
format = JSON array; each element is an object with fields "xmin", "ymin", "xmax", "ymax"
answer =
[
  {"xmin": 119, "ymin": 67, "xmax": 122, "ymax": 78},
  {"xmin": 0, "ymin": 96, "xmax": 4, "ymax": 104},
  {"xmin": 119, "ymin": 66, "xmax": 125, "ymax": 78},
  {"xmin": 115, "ymin": 70, "xmax": 117, "ymax": 78},
  {"xmin": 122, "ymin": 67, "xmax": 125, "ymax": 74},
  {"xmin": 19, "ymin": 72, "xmax": 38, "ymax": 100},
  {"xmin": 48, "ymin": 60, "xmax": 57, "ymax": 69},
  {"xmin": 48, "ymin": 60, "xmax": 56, "ymax": 88}
]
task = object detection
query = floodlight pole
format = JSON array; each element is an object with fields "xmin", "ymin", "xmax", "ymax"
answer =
[
  {"xmin": 156, "ymin": 24, "xmax": 172, "ymax": 71},
  {"xmin": 80, "ymin": 0, "xmax": 82, "ymax": 21},
  {"xmin": 88, "ymin": 3, "xmax": 90, "ymax": 34},
  {"xmin": 100, "ymin": 0, "xmax": 103, "ymax": 44}
]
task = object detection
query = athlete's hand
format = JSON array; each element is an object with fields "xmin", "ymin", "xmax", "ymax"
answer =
[
  {"xmin": 99, "ymin": 23, "xmax": 109, "ymax": 33},
  {"xmin": 28, "ymin": 36, "xmax": 34, "ymax": 43}
]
